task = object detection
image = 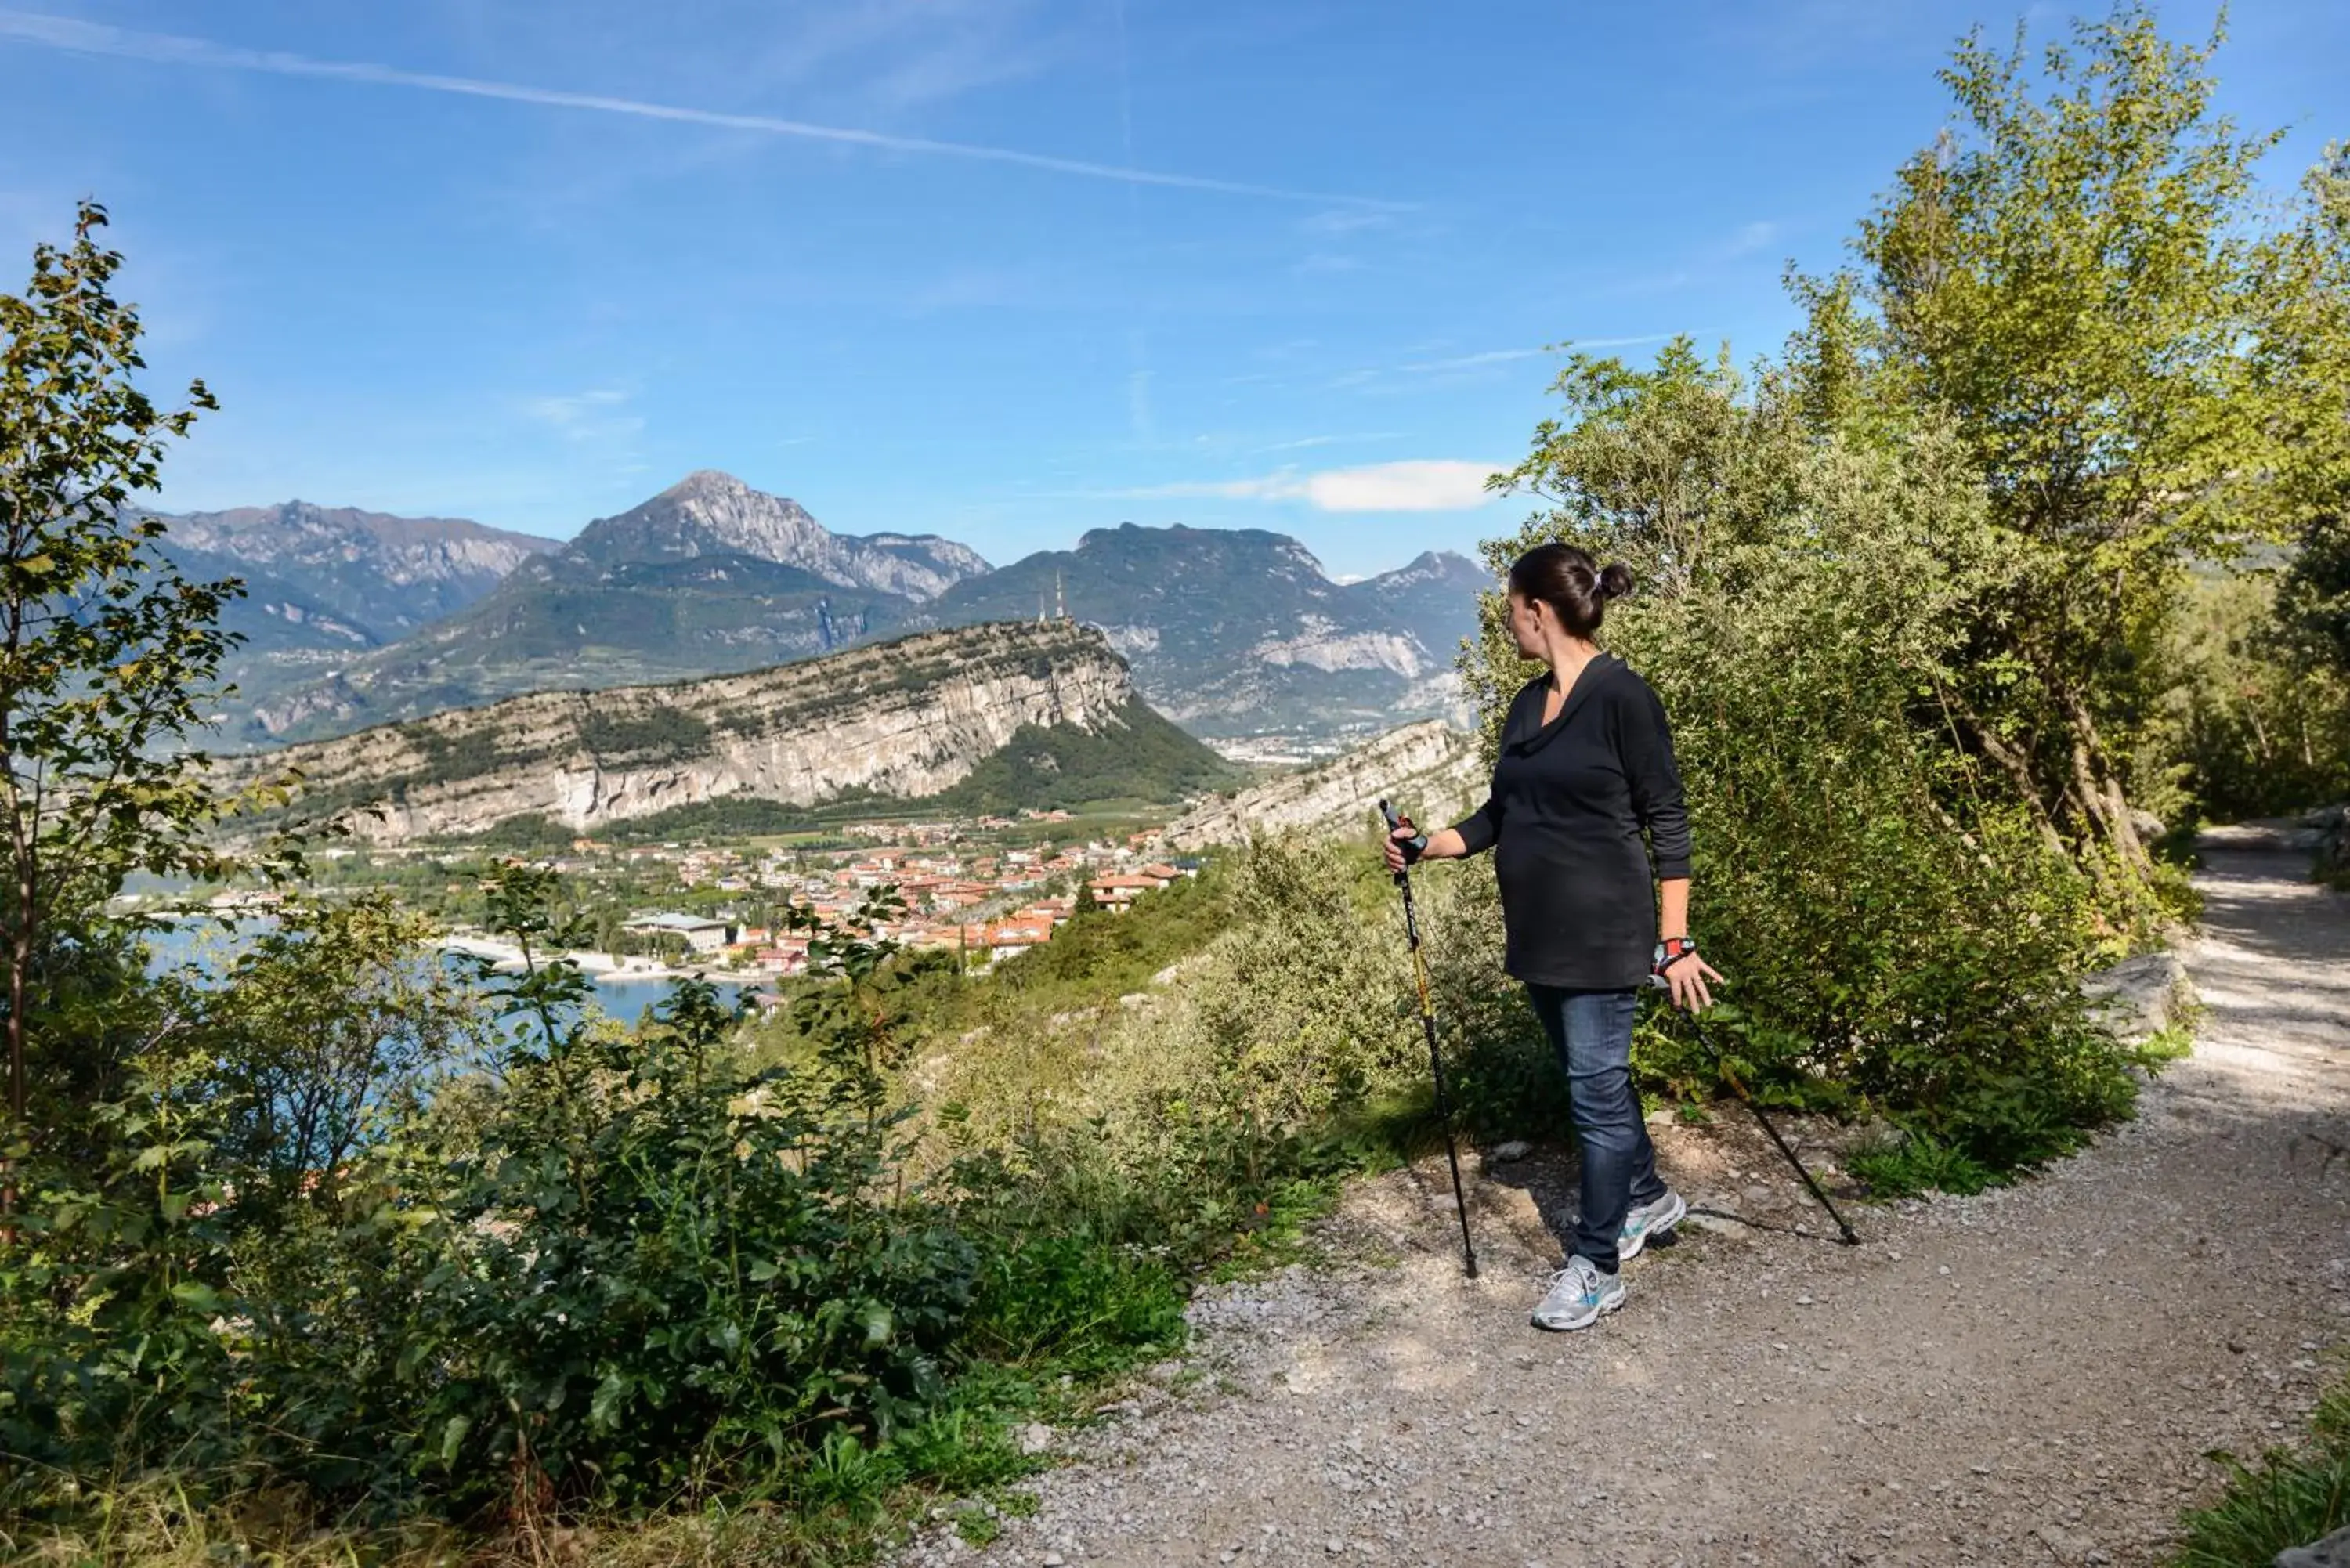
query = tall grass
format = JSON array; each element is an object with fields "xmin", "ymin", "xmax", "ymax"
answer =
[{"xmin": 2170, "ymin": 1373, "xmax": 2350, "ymax": 1566}]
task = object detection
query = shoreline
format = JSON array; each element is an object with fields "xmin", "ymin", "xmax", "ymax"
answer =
[{"xmin": 433, "ymin": 936, "xmax": 769, "ymax": 987}]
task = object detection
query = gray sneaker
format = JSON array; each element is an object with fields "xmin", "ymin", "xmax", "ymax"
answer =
[
  {"xmin": 1619, "ymin": 1190, "xmax": 1687, "ymax": 1262},
  {"xmin": 1531, "ymin": 1254, "xmax": 1625, "ymax": 1331}
]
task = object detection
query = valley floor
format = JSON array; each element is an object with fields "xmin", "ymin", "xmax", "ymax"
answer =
[{"xmin": 898, "ymin": 824, "xmax": 2350, "ymax": 1567}]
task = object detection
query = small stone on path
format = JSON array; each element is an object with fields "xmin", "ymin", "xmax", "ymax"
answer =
[{"xmin": 2276, "ymin": 1523, "xmax": 2350, "ymax": 1568}]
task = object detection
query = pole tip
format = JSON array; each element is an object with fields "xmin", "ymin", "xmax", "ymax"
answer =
[{"xmin": 1464, "ymin": 1258, "xmax": 1480, "ymax": 1279}]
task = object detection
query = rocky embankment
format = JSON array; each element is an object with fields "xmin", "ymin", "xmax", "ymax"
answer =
[
  {"xmin": 219, "ymin": 620, "xmax": 1134, "ymax": 843},
  {"xmin": 1165, "ymin": 720, "xmax": 1483, "ymax": 849}
]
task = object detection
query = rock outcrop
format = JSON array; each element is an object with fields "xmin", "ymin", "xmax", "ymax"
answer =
[
  {"xmin": 2309, "ymin": 802, "xmax": 2349, "ymax": 888},
  {"xmin": 222, "ymin": 621, "xmax": 1137, "ymax": 843},
  {"xmin": 2078, "ymin": 951, "xmax": 2195, "ymax": 1044},
  {"xmin": 1164, "ymin": 720, "xmax": 1484, "ymax": 848}
]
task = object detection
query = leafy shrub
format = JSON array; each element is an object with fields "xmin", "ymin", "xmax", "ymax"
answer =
[
  {"xmin": 404, "ymin": 982, "xmax": 982, "ymax": 1508},
  {"xmin": 2148, "ymin": 562, "xmax": 2350, "ymax": 820},
  {"xmin": 1464, "ymin": 346, "xmax": 2144, "ymax": 1182},
  {"xmin": 1176, "ymin": 836, "xmax": 1421, "ymax": 1126},
  {"xmin": 0, "ymin": 901, "xmax": 482, "ymax": 1507},
  {"xmin": 0, "ymin": 871, "xmax": 1244, "ymax": 1541}
]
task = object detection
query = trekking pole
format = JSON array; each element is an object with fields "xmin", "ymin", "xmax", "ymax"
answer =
[
  {"xmin": 1378, "ymin": 800, "xmax": 1479, "ymax": 1279},
  {"xmin": 1646, "ymin": 976, "xmax": 1859, "ymax": 1246}
]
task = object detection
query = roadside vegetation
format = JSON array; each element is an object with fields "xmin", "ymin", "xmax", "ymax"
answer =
[
  {"xmin": 2169, "ymin": 1369, "xmax": 2350, "ymax": 1566},
  {"xmin": 3, "ymin": 6, "xmax": 2348, "ymax": 1566}
]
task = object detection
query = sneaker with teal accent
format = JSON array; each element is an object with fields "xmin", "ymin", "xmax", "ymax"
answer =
[
  {"xmin": 1531, "ymin": 1254, "xmax": 1625, "ymax": 1331},
  {"xmin": 1619, "ymin": 1189, "xmax": 1687, "ymax": 1262}
]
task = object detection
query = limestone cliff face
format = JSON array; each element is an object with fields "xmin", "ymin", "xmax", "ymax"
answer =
[
  {"xmin": 1165, "ymin": 721, "xmax": 1484, "ymax": 849},
  {"xmin": 224, "ymin": 621, "xmax": 1133, "ymax": 843}
]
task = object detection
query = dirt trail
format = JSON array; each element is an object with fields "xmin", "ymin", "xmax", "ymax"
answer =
[{"xmin": 901, "ymin": 826, "xmax": 2350, "ymax": 1567}]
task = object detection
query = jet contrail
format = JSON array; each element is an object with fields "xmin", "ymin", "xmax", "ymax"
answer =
[{"xmin": 0, "ymin": 10, "xmax": 1407, "ymax": 211}]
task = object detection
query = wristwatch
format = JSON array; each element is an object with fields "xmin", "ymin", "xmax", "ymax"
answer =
[{"xmin": 1654, "ymin": 936, "xmax": 1698, "ymax": 973}]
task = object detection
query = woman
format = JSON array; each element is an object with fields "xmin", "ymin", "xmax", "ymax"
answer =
[{"xmin": 1385, "ymin": 542, "xmax": 1721, "ymax": 1331}]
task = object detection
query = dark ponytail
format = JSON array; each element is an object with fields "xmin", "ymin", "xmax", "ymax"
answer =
[{"xmin": 1506, "ymin": 542, "xmax": 1633, "ymax": 638}]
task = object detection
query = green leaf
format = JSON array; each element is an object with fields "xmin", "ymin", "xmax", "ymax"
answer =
[
  {"xmin": 168, "ymin": 1281, "xmax": 222, "ymax": 1313},
  {"xmin": 591, "ymin": 1370, "xmax": 631, "ymax": 1429}
]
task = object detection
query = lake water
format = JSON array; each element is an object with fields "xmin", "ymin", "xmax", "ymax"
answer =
[{"xmin": 143, "ymin": 916, "xmax": 754, "ymax": 1021}]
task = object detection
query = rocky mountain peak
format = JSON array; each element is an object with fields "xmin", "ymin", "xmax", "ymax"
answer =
[
  {"xmin": 1365, "ymin": 549, "xmax": 1487, "ymax": 590},
  {"xmin": 660, "ymin": 468, "xmax": 754, "ymax": 502}
]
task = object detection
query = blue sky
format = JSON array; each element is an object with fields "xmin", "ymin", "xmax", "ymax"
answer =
[{"xmin": 3, "ymin": 2, "xmax": 2345, "ymax": 580}]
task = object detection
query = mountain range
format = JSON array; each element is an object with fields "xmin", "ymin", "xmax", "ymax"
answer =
[
  {"xmin": 216, "ymin": 620, "xmax": 1230, "ymax": 844},
  {"xmin": 154, "ymin": 502, "xmax": 560, "ymax": 720},
  {"xmin": 241, "ymin": 471, "xmax": 988, "ymax": 739},
  {"xmin": 157, "ymin": 472, "xmax": 1486, "ymax": 748},
  {"xmin": 924, "ymin": 523, "xmax": 1488, "ymax": 736}
]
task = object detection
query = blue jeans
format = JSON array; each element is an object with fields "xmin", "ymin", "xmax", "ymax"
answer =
[{"xmin": 1524, "ymin": 985, "xmax": 1667, "ymax": 1273}]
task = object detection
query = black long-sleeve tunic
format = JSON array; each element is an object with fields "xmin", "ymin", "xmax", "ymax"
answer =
[{"xmin": 1447, "ymin": 656, "xmax": 1691, "ymax": 990}]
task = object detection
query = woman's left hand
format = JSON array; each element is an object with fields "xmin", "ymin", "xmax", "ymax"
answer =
[{"xmin": 1664, "ymin": 952, "xmax": 1724, "ymax": 1012}]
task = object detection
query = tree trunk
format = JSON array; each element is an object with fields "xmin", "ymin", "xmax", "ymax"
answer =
[
  {"xmin": 3, "ymin": 927, "xmax": 22, "ymax": 1226},
  {"xmin": 2059, "ymin": 688, "xmax": 2152, "ymax": 877},
  {"xmin": 1940, "ymin": 688, "xmax": 2070, "ymax": 856}
]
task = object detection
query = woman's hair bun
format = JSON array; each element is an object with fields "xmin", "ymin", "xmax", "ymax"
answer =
[{"xmin": 1506, "ymin": 542, "xmax": 1632, "ymax": 638}]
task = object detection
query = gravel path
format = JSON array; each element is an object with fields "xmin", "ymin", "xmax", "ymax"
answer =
[{"xmin": 902, "ymin": 825, "xmax": 2350, "ymax": 1567}]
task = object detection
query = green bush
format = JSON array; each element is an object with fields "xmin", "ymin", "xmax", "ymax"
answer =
[
  {"xmin": 404, "ymin": 981, "xmax": 985, "ymax": 1508},
  {"xmin": 1177, "ymin": 836, "xmax": 1420, "ymax": 1126},
  {"xmin": 1466, "ymin": 346, "xmax": 2143, "ymax": 1183},
  {"xmin": 2148, "ymin": 562, "xmax": 2350, "ymax": 821},
  {"xmin": 0, "ymin": 873, "xmax": 1259, "ymax": 1538}
]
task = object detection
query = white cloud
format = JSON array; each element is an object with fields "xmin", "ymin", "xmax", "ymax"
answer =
[
  {"xmin": 1723, "ymin": 219, "xmax": 1781, "ymax": 258},
  {"xmin": 1126, "ymin": 459, "xmax": 1500, "ymax": 513},
  {"xmin": 1294, "ymin": 460, "xmax": 1499, "ymax": 511},
  {"xmin": 1299, "ymin": 208, "xmax": 1395, "ymax": 237},
  {"xmin": 1254, "ymin": 432, "xmax": 1405, "ymax": 453},
  {"xmin": 524, "ymin": 388, "xmax": 643, "ymax": 443},
  {"xmin": 0, "ymin": 10, "xmax": 1407, "ymax": 210},
  {"xmin": 1326, "ymin": 334, "xmax": 1681, "ymax": 393},
  {"xmin": 1395, "ymin": 346, "xmax": 1546, "ymax": 374}
]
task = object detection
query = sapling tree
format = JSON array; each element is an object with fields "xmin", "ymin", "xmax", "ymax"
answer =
[
  {"xmin": 0, "ymin": 204, "xmax": 237, "ymax": 1187},
  {"xmin": 2265, "ymin": 146, "xmax": 2350, "ymax": 680},
  {"xmin": 1788, "ymin": 9, "xmax": 2350, "ymax": 904}
]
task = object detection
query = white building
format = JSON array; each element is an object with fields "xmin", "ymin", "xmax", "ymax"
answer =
[{"xmin": 624, "ymin": 912, "xmax": 730, "ymax": 953}]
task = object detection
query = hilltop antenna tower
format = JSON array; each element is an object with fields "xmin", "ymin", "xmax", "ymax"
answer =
[
  {"xmin": 1055, "ymin": 570, "xmax": 1067, "ymax": 621},
  {"xmin": 816, "ymin": 597, "xmax": 837, "ymax": 652}
]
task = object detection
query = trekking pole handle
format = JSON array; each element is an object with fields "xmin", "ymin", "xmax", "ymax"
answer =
[{"xmin": 1377, "ymin": 798, "xmax": 1428, "ymax": 869}]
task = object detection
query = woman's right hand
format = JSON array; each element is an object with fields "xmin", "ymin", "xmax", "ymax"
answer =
[
  {"xmin": 1383, "ymin": 822, "xmax": 1461, "ymax": 873},
  {"xmin": 1383, "ymin": 822, "xmax": 1423, "ymax": 874}
]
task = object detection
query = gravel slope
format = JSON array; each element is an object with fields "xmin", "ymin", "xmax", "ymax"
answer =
[{"xmin": 901, "ymin": 825, "xmax": 2350, "ymax": 1567}]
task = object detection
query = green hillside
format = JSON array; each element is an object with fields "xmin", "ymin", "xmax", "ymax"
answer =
[{"xmin": 914, "ymin": 696, "xmax": 1244, "ymax": 814}]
